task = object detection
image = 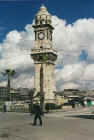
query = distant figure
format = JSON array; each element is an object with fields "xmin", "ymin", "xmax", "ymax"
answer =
[
  {"xmin": 32, "ymin": 103, "xmax": 42, "ymax": 126},
  {"xmin": 45, "ymin": 103, "xmax": 49, "ymax": 113},
  {"xmin": 3, "ymin": 104, "xmax": 6, "ymax": 112}
]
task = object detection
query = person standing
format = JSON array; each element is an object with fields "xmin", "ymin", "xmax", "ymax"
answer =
[
  {"xmin": 2, "ymin": 104, "xmax": 6, "ymax": 112},
  {"xmin": 33, "ymin": 102, "xmax": 43, "ymax": 126}
]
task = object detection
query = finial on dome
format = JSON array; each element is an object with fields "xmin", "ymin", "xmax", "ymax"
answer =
[
  {"xmin": 40, "ymin": 4, "xmax": 47, "ymax": 11},
  {"xmin": 35, "ymin": 4, "xmax": 51, "ymax": 25}
]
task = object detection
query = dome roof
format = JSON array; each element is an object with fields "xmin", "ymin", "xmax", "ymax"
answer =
[
  {"xmin": 36, "ymin": 5, "xmax": 51, "ymax": 18},
  {"xmin": 35, "ymin": 5, "xmax": 52, "ymax": 25}
]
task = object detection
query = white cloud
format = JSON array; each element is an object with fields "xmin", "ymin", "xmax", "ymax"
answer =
[
  {"xmin": 83, "ymin": 64, "xmax": 94, "ymax": 81},
  {"xmin": 0, "ymin": 25, "xmax": 34, "ymax": 88},
  {"xmin": 12, "ymin": 74, "xmax": 34, "ymax": 89},
  {"xmin": 52, "ymin": 16, "xmax": 94, "ymax": 90},
  {"xmin": 6, "ymin": 30, "xmax": 22, "ymax": 44},
  {"xmin": 0, "ymin": 15, "xmax": 94, "ymax": 90},
  {"xmin": 62, "ymin": 82, "xmax": 80, "ymax": 90},
  {"xmin": 56, "ymin": 63, "xmax": 85, "ymax": 82}
]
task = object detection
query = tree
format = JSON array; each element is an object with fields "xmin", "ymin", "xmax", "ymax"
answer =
[{"xmin": 2, "ymin": 69, "xmax": 16, "ymax": 101}]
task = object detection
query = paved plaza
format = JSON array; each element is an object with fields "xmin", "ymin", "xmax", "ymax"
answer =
[{"xmin": 0, "ymin": 108, "xmax": 94, "ymax": 140}]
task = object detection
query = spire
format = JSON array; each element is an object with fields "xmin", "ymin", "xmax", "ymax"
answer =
[
  {"xmin": 36, "ymin": 4, "xmax": 50, "ymax": 16},
  {"xmin": 40, "ymin": 4, "xmax": 47, "ymax": 11}
]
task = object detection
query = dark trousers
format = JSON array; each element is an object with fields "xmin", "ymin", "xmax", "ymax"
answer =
[{"xmin": 33, "ymin": 114, "xmax": 42, "ymax": 125}]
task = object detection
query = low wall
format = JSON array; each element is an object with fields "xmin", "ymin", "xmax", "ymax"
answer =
[{"xmin": 61, "ymin": 106, "xmax": 73, "ymax": 111}]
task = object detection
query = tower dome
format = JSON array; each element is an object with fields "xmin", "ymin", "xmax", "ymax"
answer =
[
  {"xmin": 35, "ymin": 5, "xmax": 51, "ymax": 25},
  {"xmin": 40, "ymin": 5, "xmax": 47, "ymax": 12}
]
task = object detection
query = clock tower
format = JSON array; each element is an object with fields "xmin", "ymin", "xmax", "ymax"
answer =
[{"xmin": 31, "ymin": 5, "xmax": 57, "ymax": 103}]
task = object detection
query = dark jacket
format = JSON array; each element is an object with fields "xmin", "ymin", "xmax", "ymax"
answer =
[{"xmin": 34, "ymin": 104, "xmax": 42, "ymax": 115}]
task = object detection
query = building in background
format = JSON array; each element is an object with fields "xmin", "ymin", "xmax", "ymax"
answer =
[
  {"xmin": 0, "ymin": 87, "xmax": 8, "ymax": 101},
  {"xmin": 0, "ymin": 87, "xmax": 30, "ymax": 102}
]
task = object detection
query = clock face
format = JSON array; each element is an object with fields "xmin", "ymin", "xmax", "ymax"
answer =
[{"xmin": 38, "ymin": 32, "xmax": 45, "ymax": 40}]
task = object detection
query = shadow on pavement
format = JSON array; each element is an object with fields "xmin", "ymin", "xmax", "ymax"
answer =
[{"xmin": 68, "ymin": 115, "xmax": 94, "ymax": 120}]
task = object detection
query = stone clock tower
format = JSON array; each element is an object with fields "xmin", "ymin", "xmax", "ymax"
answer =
[{"xmin": 31, "ymin": 5, "xmax": 57, "ymax": 103}]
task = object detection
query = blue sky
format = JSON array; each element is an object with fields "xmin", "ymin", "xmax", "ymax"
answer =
[
  {"xmin": 0, "ymin": 0, "xmax": 94, "ymax": 42},
  {"xmin": 0, "ymin": 0, "xmax": 94, "ymax": 90}
]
